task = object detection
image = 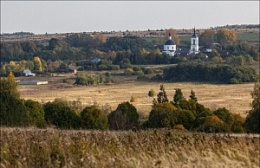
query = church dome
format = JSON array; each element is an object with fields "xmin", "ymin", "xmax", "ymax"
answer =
[
  {"xmin": 165, "ymin": 39, "xmax": 175, "ymax": 45},
  {"xmin": 164, "ymin": 32, "xmax": 176, "ymax": 45}
]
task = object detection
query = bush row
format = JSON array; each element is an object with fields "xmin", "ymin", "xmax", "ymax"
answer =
[{"xmin": 1, "ymin": 73, "xmax": 259, "ymax": 133}]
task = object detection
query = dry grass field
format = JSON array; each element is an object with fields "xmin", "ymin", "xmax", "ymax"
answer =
[
  {"xmin": 0, "ymin": 127, "xmax": 259, "ymax": 168},
  {"xmin": 18, "ymin": 76, "xmax": 254, "ymax": 117}
]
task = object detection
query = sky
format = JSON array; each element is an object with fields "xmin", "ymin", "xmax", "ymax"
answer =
[{"xmin": 1, "ymin": 1, "xmax": 259, "ymax": 34}]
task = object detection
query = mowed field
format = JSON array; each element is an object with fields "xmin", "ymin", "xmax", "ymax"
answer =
[{"xmin": 19, "ymin": 78, "xmax": 254, "ymax": 117}]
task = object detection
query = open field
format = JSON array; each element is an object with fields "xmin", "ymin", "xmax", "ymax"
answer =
[
  {"xmin": 0, "ymin": 127, "xmax": 259, "ymax": 168},
  {"xmin": 18, "ymin": 75, "xmax": 254, "ymax": 117}
]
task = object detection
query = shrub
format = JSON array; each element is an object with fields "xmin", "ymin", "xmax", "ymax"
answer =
[
  {"xmin": 74, "ymin": 73, "xmax": 100, "ymax": 85},
  {"xmin": 175, "ymin": 109, "xmax": 195, "ymax": 130},
  {"xmin": 24, "ymin": 99, "xmax": 46, "ymax": 128},
  {"xmin": 108, "ymin": 102, "xmax": 139, "ymax": 130},
  {"xmin": 198, "ymin": 115, "xmax": 230, "ymax": 133},
  {"xmin": 192, "ymin": 110, "xmax": 213, "ymax": 129},
  {"xmin": 231, "ymin": 113, "xmax": 245, "ymax": 133},
  {"xmin": 245, "ymin": 107, "xmax": 260, "ymax": 133},
  {"xmin": 213, "ymin": 108, "xmax": 234, "ymax": 127},
  {"xmin": 130, "ymin": 96, "xmax": 138, "ymax": 102},
  {"xmin": 124, "ymin": 68, "xmax": 134, "ymax": 75},
  {"xmin": 148, "ymin": 89, "xmax": 156, "ymax": 97},
  {"xmin": 133, "ymin": 67, "xmax": 142, "ymax": 71},
  {"xmin": 134, "ymin": 71, "xmax": 144, "ymax": 76},
  {"xmin": 144, "ymin": 68, "xmax": 153, "ymax": 74},
  {"xmin": 80, "ymin": 106, "xmax": 108, "ymax": 130},
  {"xmin": 150, "ymin": 74, "xmax": 164, "ymax": 81},
  {"xmin": 147, "ymin": 102, "xmax": 177, "ymax": 128},
  {"xmin": 173, "ymin": 124, "xmax": 187, "ymax": 131},
  {"xmin": 44, "ymin": 101, "xmax": 81, "ymax": 129}
]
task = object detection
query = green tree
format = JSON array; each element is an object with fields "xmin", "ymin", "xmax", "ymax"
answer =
[
  {"xmin": 108, "ymin": 102, "xmax": 139, "ymax": 130},
  {"xmin": 24, "ymin": 99, "xmax": 46, "ymax": 128},
  {"xmin": 0, "ymin": 77, "xmax": 30, "ymax": 126},
  {"xmin": 213, "ymin": 108, "xmax": 234, "ymax": 127},
  {"xmin": 156, "ymin": 85, "xmax": 169, "ymax": 104},
  {"xmin": 146, "ymin": 102, "xmax": 177, "ymax": 128},
  {"xmin": 80, "ymin": 106, "xmax": 108, "ymax": 130},
  {"xmin": 198, "ymin": 115, "xmax": 230, "ymax": 133},
  {"xmin": 173, "ymin": 88, "xmax": 185, "ymax": 106},
  {"xmin": 245, "ymin": 83, "xmax": 260, "ymax": 133},
  {"xmin": 189, "ymin": 90, "xmax": 197, "ymax": 102},
  {"xmin": 231, "ymin": 113, "xmax": 245, "ymax": 133},
  {"xmin": 44, "ymin": 100, "xmax": 81, "ymax": 129},
  {"xmin": 199, "ymin": 29, "xmax": 215, "ymax": 48},
  {"xmin": 175, "ymin": 109, "xmax": 195, "ymax": 130}
]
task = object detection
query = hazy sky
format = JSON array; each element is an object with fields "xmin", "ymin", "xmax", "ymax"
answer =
[{"xmin": 1, "ymin": 1, "xmax": 259, "ymax": 34}]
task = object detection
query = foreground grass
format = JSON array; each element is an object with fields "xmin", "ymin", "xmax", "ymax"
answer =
[{"xmin": 0, "ymin": 128, "xmax": 259, "ymax": 168}]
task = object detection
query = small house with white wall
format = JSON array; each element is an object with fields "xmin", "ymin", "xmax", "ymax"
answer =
[{"xmin": 23, "ymin": 69, "xmax": 35, "ymax": 77}]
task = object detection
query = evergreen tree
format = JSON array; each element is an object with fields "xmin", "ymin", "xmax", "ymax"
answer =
[
  {"xmin": 0, "ymin": 75, "xmax": 30, "ymax": 126},
  {"xmin": 189, "ymin": 90, "xmax": 197, "ymax": 102},
  {"xmin": 173, "ymin": 88, "xmax": 185, "ymax": 106},
  {"xmin": 245, "ymin": 83, "xmax": 260, "ymax": 133},
  {"xmin": 157, "ymin": 85, "xmax": 168, "ymax": 104}
]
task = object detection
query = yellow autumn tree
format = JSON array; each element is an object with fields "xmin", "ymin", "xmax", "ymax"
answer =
[
  {"xmin": 165, "ymin": 29, "xmax": 180, "ymax": 45},
  {"xmin": 33, "ymin": 56, "xmax": 43, "ymax": 71},
  {"xmin": 6, "ymin": 71, "xmax": 20, "ymax": 98},
  {"xmin": 216, "ymin": 29, "xmax": 237, "ymax": 49}
]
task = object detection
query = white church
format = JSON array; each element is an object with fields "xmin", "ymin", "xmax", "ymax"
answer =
[
  {"xmin": 162, "ymin": 33, "xmax": 176, "ymax": 56},
  {"xmin": 162, "ymin": 27, "xmax": 200, "ymax": 56}
]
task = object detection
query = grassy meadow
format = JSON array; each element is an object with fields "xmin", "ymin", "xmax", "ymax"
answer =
[{"xmin": 19, "ymin": 81, "xmax": 254, "ymax": 118}]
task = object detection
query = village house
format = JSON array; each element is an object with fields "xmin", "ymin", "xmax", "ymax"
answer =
[
  {"xmin": 67, "ymin": 66, "xmax": 78, "ymax": 74},
  {"xmin": 23, "ymin": 69, "xmax": 36, "ymax": 77}
]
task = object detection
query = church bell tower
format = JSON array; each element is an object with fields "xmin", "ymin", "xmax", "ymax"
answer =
[{"xmin": 190, "ymin": 27, "xmax": 199, "ymax": 54}]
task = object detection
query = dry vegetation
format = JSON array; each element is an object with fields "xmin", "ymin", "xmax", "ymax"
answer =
[
  {"xmin": 19, "ymin": 79, "xmax": 254, "ymax": 117},
  {"xmin": 0, "ymin": 127, "xmax": 259, "ymax": 168}
]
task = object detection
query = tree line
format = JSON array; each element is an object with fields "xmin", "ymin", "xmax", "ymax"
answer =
[
  {"xmin": 163, "ymin": 62, "xmax": 257, "ymax": 84},
  {"xmin": 1, "ymin": 28, "xmax": 259, "ymax": 76},
  {"xmin": 1, "ymin": 72, "xmax": 259, "ymax": 133}
]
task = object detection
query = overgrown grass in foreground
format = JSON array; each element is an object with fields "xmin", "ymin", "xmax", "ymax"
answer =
[{"xmin": 0, "ymin": 128, "xmax": 259, "ymax": 168}]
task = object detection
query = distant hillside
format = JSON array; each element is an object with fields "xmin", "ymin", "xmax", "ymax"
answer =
[{"xmin": 1, "ymin": 24, "xmax": 259, "ymax": 43}]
